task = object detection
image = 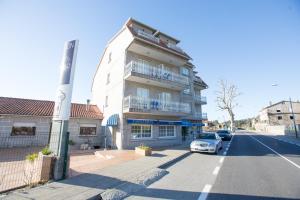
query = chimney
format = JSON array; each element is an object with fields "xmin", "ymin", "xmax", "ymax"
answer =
[{"xmin": 86, "ymin": 99, "xmax": 90, "ymax": 111}]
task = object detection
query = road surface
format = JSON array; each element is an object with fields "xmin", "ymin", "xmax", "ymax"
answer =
[{"xmin": 126, "ymin": 132, "xmax": 300, "ymax": 200}]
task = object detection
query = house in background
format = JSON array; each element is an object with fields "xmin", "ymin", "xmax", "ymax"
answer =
[
  {"xmin": 255, "ymin": 100, "xmax": 300, "ymax": 135},
  {"xmin": 0, "ymin": 97, "xmax": 103, "ymax": 148},
  {"xmin": 258, "ymin": 101, "xmax": 300, "ymax": 125},
  {"xmin": 92, "ymin": 18, "xmax": 208, "ymax": 149}
]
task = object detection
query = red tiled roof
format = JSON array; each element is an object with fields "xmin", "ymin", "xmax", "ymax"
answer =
[{"xmin": 0, "ymin": 97, "xmax": 103, "ymax": 119}]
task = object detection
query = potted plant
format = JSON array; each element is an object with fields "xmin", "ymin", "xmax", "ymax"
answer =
[
  {"xmin": 39, "ymin": 146, "xmax": 54, "ymax": 182},
  {"xmin": 135, "ymin": 144, "xmax": 152, "ymax": 156}
]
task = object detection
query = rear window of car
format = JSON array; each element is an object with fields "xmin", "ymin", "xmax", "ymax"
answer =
[
  {"xmin": 217, "ymin": 130, "xmax": 230, "ymax": 134},
  {"xmin": 196, "ymin": 133, "xmax": 216, "ymax": 140}
]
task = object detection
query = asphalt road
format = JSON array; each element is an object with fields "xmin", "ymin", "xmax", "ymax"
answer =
[{"xmin": 126, "ymin": 132, "xmax": 300, "ymax": 200}]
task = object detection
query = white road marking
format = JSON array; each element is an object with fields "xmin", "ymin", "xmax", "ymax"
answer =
[
  {"xmin": 248, "ymin": 135, "xmax": 300, "ymax": 170},
  {"xmin": 219, "ymin": 157, "xmax": 224, "ymax": 163},
  {"xmin": 198, "ymin": 184, "xmax": 212, "ymax": 200},
  {"xmin": 212, "ymin": 166, "xmax": 220, "ymax": 175}
]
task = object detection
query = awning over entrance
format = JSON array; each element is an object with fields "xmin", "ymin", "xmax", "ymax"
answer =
[
  {"xmin": 106, "ymin": 114, "xmax": 119, "ymax": 126},
  {"xmin": 126, "ymin": 119, "xmax": 203, "ymax": 126},
  {"xmin": 181, "ymin": 120, "xmax": 205, "ymax": 127},
  {"xmin": 127, "ymin": 119, "xmax": 181, "ymax": 125}
]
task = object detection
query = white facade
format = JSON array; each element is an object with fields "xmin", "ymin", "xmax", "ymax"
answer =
[{"xmin": 92, "ymin": 18, "xmax": 207, "ymax": 149}]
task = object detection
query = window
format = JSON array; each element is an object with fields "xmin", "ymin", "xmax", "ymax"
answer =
[
  {"xmin": 181, "ymin": 67, "xmax": 189, "ymax": 76},
  {"xmin": 276, "ymin": 109, "xmax": 281, "ymax": 113},
  {"xmin": 106, "ymin": 73, "xmax": 110, "ymax": 85},
  {"xmin": 290, "ymin": 116, "xmax": 294, "ymax": 120},
  {"xmin": 137, "ymin": 88, "xmax": 149, "ymax": 98},
  {"xmin": 11, "ymin": 123, "xmax": 36, "ymax": 136},
  {"xmin": 278, "ymin": 116, "xmax": 282, "ymax": 120},
  {"xmin": 80, "ymin": 124, "xmax": 97, "ymax": 136},
  {"xmin": 131, "ymin": 125, "xmax": 152, "ymax": 139},
  {"xmin": 159, "ymin": 126, "xmax": 175, "ymax": 138},
  {"xmin": 105, "ymin": 96, "xmax": 108, "ymax": 107},
  {"xmin": 108, "ymin": 52, "xmax": 112, "ymax": 63}
]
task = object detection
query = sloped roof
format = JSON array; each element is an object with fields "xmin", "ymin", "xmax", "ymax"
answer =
[{"xmin": 0, "ymin": 97, "xmax": 103, "ymax": 119}]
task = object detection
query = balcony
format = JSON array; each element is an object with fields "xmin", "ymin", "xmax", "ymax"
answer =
[
  {"xmin": 194, "ymin": 76, "xmax": 208, "ymax": 88},
  {"xmin": 123, "ymin": 96, "xmax": 191, "ymax": 116},
  {"xmin": 167, "ymin": 43, "xmax": 184, "ymax": 53},
  {"xmin": 124, "ymin": 60, "xmax": 189, "ymax": 90},
  {"xmin": 194, "ymin": 112, "xmax": 208, "ymax": 120},
  {"xmin": 137, "ymin": 29, "xmax": 160, "ymax": 43},
  {"xmin": 194, "ymin": 95, "xmax": 207, "ymax": 105}
]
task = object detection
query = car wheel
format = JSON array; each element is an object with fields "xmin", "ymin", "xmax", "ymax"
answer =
[{"xmin": 214, "ymin": 147, "xmax": 219, "ymax": 155}]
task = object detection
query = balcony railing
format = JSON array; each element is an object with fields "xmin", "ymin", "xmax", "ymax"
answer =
[
  {"xmin": 194, "ymin": 95, "xmax": 207, "ymax": 104},
  {"xmin": 123, "ymin": 96, "xmax": 191, "ymax": 114},
  {"xmin": 167, "ymin": 43, "xmax": 184, "ymax": 53},
  {"xmin": 194, "ymin": 112, "xmax": 208, "ymax": 120},
  {"xmin": 137, "ymin": 29, "xmax": 160, "ymax": 43},
  {"xmin": 125, "ymin": 60, "xmax": 189, "ymax": 86}
]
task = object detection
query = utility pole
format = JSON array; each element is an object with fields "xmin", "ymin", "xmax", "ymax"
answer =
[{"xmin": 289, "ymin": 97, "xmax": 298, "ymax": 138}]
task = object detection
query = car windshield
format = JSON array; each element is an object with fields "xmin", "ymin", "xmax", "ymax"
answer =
[
  {"xmin": 217, "ymin": 130, "xmax": 230, "ymax": 134},
  {"xmin": 196, "ymin": 133, "xmax": 216, "ymax": 140}
]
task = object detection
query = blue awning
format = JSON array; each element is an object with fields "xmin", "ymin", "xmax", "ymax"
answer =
[
  {"xmin": 192, "ymin": 123, "xmax": 205, "ymax": 127},
  {"xmin": 181, "ymin": 120, "xmax": 205, "ymax": 127},
  {"xmin": 127, "ymin": 119, "xmax": 182, "ymax": 125},
  {"xmin": 181, "ymin": 121, "xmax": 193, "ymax": 127},
  {"xmin": 106, "ymin": 114, "xmax": 119, "ymax": 126}
]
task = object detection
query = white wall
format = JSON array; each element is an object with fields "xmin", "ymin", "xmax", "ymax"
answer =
[{"xmin": 91, "ymin": 27, "xmax": 134, "ymax": 149}]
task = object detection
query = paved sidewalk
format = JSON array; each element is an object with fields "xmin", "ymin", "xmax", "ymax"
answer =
[{"xmin": 1, "ymin": 144, "xmax": 190, "ymax": 200}]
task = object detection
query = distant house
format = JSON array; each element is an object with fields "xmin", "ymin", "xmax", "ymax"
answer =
[
  {"xmin": 258, "ymin": 101, "xmax": 300, "ymax": 126},
  {"xmin": 255, "ymin": 100, "xmax": 300, "ymax": 135},
  {"xmin": 0, "ymin": 97, "xmax": 103, "ymax": 148}
]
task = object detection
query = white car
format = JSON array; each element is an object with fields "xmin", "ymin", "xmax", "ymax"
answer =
[{"xmin": 190, "ymin": 132, "xmax": 223, "ymax": 154}]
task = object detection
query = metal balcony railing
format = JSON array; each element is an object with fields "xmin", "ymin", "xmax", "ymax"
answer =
[
  {"xmin": 194, "ymin": 95, "xmax": 207, "ymax": 104},
  {"xmin": 125, "ymin": 60, "xmax": 189, "ymax": 86},
  {"xmin": 167, "ymin": 43, "xmax": 184, "ymax": 53},
  {"xmin": 123, "ymin": 96, "xmax": 191, "ymax": 114},
  {"xmin": 194, "ymin": 112, "xmax": 208, "ymax": 119},
  {"xmin": 137, "ymin": 29, "xmax": 160, "ymax": 43}
]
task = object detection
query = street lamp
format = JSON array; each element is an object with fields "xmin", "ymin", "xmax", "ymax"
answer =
[{"xmin": 271, "ymin": 84, "xmax": 298, "ymax": 138}]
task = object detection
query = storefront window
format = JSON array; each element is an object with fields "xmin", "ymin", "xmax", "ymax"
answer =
[
  {"xmin": 131, "ymin": 125, "xmax": 152, "ymax": 139},
  {"xmin": 159, "ymin": 126, "xmax": 175, "ymax": 137}
]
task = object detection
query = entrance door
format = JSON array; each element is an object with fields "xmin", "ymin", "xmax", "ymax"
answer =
[{"xmin": 182, "ymin": 127, "xmax": 188, "ymax": 141}]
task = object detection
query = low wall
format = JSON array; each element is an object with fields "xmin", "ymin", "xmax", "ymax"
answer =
[{"xmin": 255, "ymin": 123, "xmax": 299, "ymax": 136}]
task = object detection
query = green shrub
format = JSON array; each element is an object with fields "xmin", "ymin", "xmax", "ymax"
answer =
[
  {"xmin": 26, "ymin": 153, "xmax": 38, "ymax": 162},
  {"xmin": 137, "ymin": 144, "xmax": 152, "ymax": 151},
  {"xmin": 41, "ymin": 146, "xmax": 52, "ymax": 155},
  {"xmin": 68, "ymin": 140, "xmax": 75, "ymax": 145}
]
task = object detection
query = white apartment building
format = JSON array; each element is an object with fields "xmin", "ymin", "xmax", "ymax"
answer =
[{"xmin": 92, "ymin": 18, "xmax": 208, "ymax": 149}]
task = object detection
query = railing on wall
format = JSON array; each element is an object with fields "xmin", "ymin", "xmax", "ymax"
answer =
[
  {"xmin": 123, "ymin": 96, "xmax": 191, "ymax": 114},
  {"xmin": 194, "ymin": 95, "xmax": 207, "ymax": 104},
  {"xmin": 125, "ymin": 60, "xmax": 189, "ymax": 86}
]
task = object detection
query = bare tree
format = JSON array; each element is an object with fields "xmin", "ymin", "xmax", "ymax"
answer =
[{"xmin": 215, "ymin": 80, "xmax": 241, "ymax": 131}]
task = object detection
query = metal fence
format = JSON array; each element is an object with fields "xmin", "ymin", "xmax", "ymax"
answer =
[{"xmin": 0, "ymin": 131, "xmax": 59, "ymax": 193}]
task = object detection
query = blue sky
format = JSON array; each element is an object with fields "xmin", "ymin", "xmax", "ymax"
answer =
[{"xmin": 0, "ymin": 0, "xmax": 299, "ymax": 122}]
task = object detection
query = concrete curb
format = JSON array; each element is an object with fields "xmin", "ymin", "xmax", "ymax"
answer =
[
  {"xmin": 98, "ymin": 168, "xmax": 168, "ymax": 200},
  {"xmin": 97, "ymin": 151, "xmax": 191, "ymax": 200},
  {"xmin": 158, "ymin": 151, "xmax": 191, "ymax": 169}
]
